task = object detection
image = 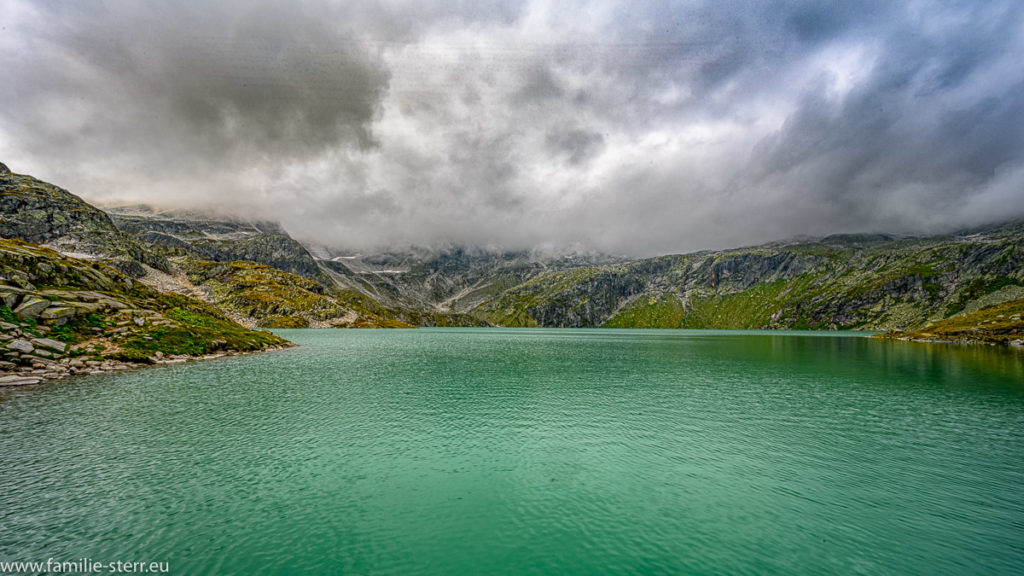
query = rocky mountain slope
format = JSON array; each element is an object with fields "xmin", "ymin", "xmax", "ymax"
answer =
[
  {"xmin": 315, "ymin": 246, "xmax": 627, "ymax": 326},
  {"xmin": 175, "ymin": 258, "xmax": 413, "ymax": 328},
  {"xmin": 0, "ymin": 238, "xmax": 289, "ymax": 385},
  {"xmin": 109, "ymin": 207, "xmax": 322, "ymax": 279},
  {"xmin": 0, "ymin": 164, "xmax": 168, "ymax": 277},
  {"xmin": 470, "ymin": 227, "xmax": 1024, "ymax": 331}
]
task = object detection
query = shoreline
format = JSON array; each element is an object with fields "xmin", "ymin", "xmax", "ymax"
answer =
[{"xmin": 0, "ymin": 337, "xmax": 293, "ymax": 387}]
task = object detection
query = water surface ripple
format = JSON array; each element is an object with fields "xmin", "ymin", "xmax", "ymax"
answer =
[{"xmin": 2, "ymin": 329, "xmax": 1022, "ymax": 574}]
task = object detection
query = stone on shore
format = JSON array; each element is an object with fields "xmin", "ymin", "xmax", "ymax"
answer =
[
  {"xmin": 0, "ymin": 374, "xmax": 43, "ymax": 386},
  {"xmin": 30, "ymin": 337, "xmax": 67, "ymax": 353},
  {"xmin": 7, "ymin": 339, "xmax": 34, "ymax": 354}
]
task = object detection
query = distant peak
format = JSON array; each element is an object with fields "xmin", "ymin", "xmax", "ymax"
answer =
[{"xmin": 0, "ymin": 161, "xmax": 9, "ymax": 174}]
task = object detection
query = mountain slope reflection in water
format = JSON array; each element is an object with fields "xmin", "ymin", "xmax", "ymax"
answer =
[{"xmin": 1, "ymin": 329, "xmax": 1022, "ymax": 575}]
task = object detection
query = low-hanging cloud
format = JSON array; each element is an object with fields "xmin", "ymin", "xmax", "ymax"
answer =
[{"xmin": 2, "ymin": 0, "xmax": 1022, "ymax": 256}]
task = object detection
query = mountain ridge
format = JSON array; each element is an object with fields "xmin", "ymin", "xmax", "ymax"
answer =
[{"xmin": 2, "ymin": 163, "xmax": 1022, "ymax": 343}]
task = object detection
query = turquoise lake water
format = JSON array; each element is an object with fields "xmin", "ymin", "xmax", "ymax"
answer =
[{"xmin": 1, "ymin": 329, "xmax": 1023, "ymax": 574}]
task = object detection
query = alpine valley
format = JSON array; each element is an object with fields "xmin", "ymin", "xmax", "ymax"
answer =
[{"xmin": 1, "ymin": 160, "xmax": 1022, "ymax": 383}]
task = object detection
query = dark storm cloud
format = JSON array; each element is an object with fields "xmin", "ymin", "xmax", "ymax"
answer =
[
  {"xmin": 1, "ymin": 0, "xmax": 1022, "ymax": 255},
  {"xmin": 3, "ymin": 1, "xmax": 390, "ymax": 173}
]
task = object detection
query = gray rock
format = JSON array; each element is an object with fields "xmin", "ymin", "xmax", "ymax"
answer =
[
  {"xmin": 67, "ymin": 301, "xmax": 104, "ymax": 315},
  {"xmin": 0, "ymin": 375, "xmax": 43, "ymax": 386},
  {"xmin": 13, "ymin": 296, "xmax": 51, "ymax": 318},
  {"xmin": 7, "ymin": 339, "xmax": 33, "ymax": 353},
  {"xmin": 0, "ymin": 288, "xmax": 24, "ymax": 309},
  {"xmin": 9, "ymin": 276, "xmax": 35, "ymax": 290},
  {"xmin": 30, "ymin": 337, "xmax": 67, "ymax": 353},
  {"xmin": 0, "ymin": 321, "xmax": 18, "ymax": 330},
  {"xmin": 133, "ymin": 316, "xmax": 145, "ymax": 326},
  {"xmin": 0, "ymin": 161, "xmax": 9, "ymax": 174},
  {"xmin": 39, "ymin": 306, "xmax": 77, "ymax": 325}
]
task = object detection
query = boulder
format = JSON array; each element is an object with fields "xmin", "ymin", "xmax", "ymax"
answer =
[
  {"xmin": 39, "ymin": 306, "xmax": 77, "ymax": 325},
  {"xmin": 30, "ymin": 337, "xmax": 67, "ymax": 353},
  {"xmin": 13, "ymin": 296, "xmax": 51, "ymax": 318},
  {"xmin": 0, "ymin": 288, "xmax": 24, "ymax": 309},
  {"xmin": 67, "ymin": 301, "xmax": 104, "ymax": 315},
  {"xmin": 7, "ymin": 339, "xmax": 33, "ymax": 354}
]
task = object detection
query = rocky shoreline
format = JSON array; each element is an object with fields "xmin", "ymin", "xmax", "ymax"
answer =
[{"xmin": 0, "ymin": 321, "xmax": 291, "ymax": 387}]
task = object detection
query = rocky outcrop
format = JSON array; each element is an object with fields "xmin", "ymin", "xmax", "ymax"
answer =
[
  {"xmin": 0, "ymin": 165, "xmax": 169, "ymax": 275},
  {"xmin": 0, "ymin": 238, "xmax": 290, "ymax": 386},
  {"xmin": 876, "ymin": 297, "xmax": 1024, "ymax": 345}
]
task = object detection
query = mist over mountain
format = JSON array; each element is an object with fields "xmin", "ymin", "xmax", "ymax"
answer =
[{"xmin": 3, "ymin": 1, "xmax": 1023, "ymax": 256}]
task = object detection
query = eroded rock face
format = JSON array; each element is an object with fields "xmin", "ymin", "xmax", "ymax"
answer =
[{"xmin": 0, "ymin": 162, "xmax": 9, "ymax": 174}]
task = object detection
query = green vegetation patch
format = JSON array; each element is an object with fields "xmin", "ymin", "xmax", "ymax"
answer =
[
  {"xmin": 681, "ymin": 281, "xmax": 792, "ymax": 329},
  {"xmin": 603, "ymin": 293, "xmax": 686, "ymax": 328}
]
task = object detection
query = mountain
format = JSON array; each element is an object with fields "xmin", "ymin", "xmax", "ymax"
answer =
[
  {"xmin": 316, "ymin": 246, "xmax": 627, "ymax": 326},
  {"xmin": 470, "ymin": 227, "xmax": 1024, "ymax": 331},
  {"xmin": 0, "ymin": 164, "xmax": 169, "ymax": 277},
  {"xmin": 3, "ymin": 161, "xmax": 1023, "ymax": 343},
  {"xmin": 109, "ymin": 206, "xmax": 323, "ymax": 280}
]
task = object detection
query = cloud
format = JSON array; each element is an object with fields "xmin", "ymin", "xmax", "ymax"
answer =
[{"xmin": 1, "ymin": 0, "xmax": 1022, "ymax": 255}]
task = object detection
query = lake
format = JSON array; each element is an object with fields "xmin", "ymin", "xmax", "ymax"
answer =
[{"xmin": 2, "ymin": 329, "xmax": 1023, "ymax": 575}]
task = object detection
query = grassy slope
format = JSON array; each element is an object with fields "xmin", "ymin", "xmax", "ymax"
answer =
[{"xmin": 179, "ymin": 259, "xmax": 415, "ymax": 329}]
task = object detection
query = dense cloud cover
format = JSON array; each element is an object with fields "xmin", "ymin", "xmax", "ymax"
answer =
[{"xmin": 2, "ymin": 0, "xmax": 1023, "ymax": 255}]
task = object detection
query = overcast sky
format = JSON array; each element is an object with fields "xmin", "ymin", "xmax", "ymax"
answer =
[{"xmin": 2, "ymin": 0, "xmax": 1023, "ymax": 255}]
